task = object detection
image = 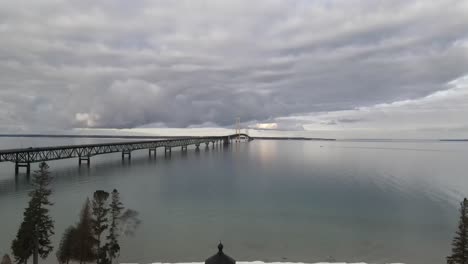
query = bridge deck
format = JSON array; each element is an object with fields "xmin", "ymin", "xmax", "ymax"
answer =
[{"xmin": 0, "ymin": 138, "xmax": 205, "ymax": 154}]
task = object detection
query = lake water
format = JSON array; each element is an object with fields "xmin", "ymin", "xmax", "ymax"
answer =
[{"xmin": 0, "ymin": 138, "xmax": 467, "ymax": 264}]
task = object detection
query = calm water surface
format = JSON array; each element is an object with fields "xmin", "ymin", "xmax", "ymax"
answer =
[{"xmin": 0, "ymin": 138, "xmax": 467, "ymax": 264}]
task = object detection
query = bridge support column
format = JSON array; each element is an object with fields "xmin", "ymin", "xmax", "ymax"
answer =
[
  {"xmin": 149, "ymin": 148, "xmax": 157, "ymax": 157},
  {"xmin": 205, "ymin": 142, "xmax": 210, "ymax": 149},
  {"xmin": 79, "ymin": 156, "xmax": 90, "ymax": 166},
  {"xmin": 15, "ymin": 162, "xmax": 31, "ymax": 175},
  {"xmin": 165, "ymin": 147, "xmax": 172, "ymax": 156},
  {"xmin": 122, "ymin": 151, "xmax": 131, "ymax": 161},
  {"xmin": 181, "ymin": 145, "xmax": 187, "ymax": 152},
  {"xmin": 195, "ymin": 144, "xmax": 200, "ymax": 150}
]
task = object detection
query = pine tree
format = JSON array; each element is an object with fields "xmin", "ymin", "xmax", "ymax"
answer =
[
  {"xmin": 56, "ymin": 226, "xmax": 77, "ymax": 264},
  {"xmin": 11, "ymin": 162, "xmax": 54, "ymax": 264},
  {"xmin": 11, "ymin": 219, "xmax": 34, "ymax": 264},
  {"xmin": 447, "ymin": 198, "xmax": 468, "ymax": 264},
  {"xmin": 92, "ymin": 190, "xmax": 110, "ymax": 264},
  {"xmin": 106, "ymin": 189, "xmax": 124, "ymax": 263},
  {"xmin": 72, "ymin": 198, "xmax": 96, "ymax": 264}
]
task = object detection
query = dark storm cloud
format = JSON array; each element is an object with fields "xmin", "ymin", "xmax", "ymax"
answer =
[{"xmin": 0, "ymin": 0, "xmax": 467, "ymax": 131}]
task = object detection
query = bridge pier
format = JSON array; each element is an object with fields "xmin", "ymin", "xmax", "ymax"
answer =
[
  {"xmin": 149, "ymin": 148, "xmax": 157, "ymax": 157},
  {"xmin": 195, "ymin": 144, "xmax": 200, "ymax": 150},
  {"xmin": 122, "ymin": 151, "xmax": 131, "ymax": 161},
  {"xmin": 15, "ymin": 162, "xmax": 30, "ymax": 175},
  {"xmin": 181, "ymin": 145, "xmax": 187, "ymax": 152},
  {"xmin": 78, "ymin": 156, "xmax": 90, "ymax": 166},
  {"xmin": 165, "ymin": 147, "xmax": 172, "ymax": 156}
]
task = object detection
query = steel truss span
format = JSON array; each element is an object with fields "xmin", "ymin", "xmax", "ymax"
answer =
[{"xmin": 0, "ymin": 134, "xmax": 252, "ymax": 174}]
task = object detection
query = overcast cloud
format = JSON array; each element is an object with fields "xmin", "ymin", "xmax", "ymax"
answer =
[{"xmin": 0, "ymin": 0, "xmax": 467, "ymax": 137}]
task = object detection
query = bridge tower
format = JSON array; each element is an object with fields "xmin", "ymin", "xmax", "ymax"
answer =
[{"xmin": 235, "ymin": 117, "xmax": 241, "ymax": 142}]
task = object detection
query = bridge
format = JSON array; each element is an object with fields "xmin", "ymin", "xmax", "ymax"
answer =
[{"xmin": 0, "ymin": 133, "xmax": 252, "ymax": 174}]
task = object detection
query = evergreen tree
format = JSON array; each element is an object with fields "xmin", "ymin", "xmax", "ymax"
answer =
[
  {"xmin": 92, "ymin": 190, "xmax": 110, "ymax": 264},
  {"xmin": 11, "ymin": 162, "xmax": 54, "ymax": 264},
  {"xmin": 447, "ymin": 198, "xmax": 468, "ymax": 264},
  {"xmin": 106, "ymin": 189, "xmax": 124, "ymax": 263},
  {"xmin": 72, "ymin": 198, "xmax": 96, "ymax": 264},
  {"xmin": 11, "ymin": 220, "xmax": 34, "ymax": 264},
  {"xmin": 56, "ymin": 226, "xmax": 77, "ymax": 264}
]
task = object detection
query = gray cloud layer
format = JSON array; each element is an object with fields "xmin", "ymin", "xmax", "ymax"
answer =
[{"xmin": 0, "ymin": 0, "xmax": 467, "ymax": 132}]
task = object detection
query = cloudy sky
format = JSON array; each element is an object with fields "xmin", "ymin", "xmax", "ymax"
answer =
[{"xmin": 0, "ymin": 0, "xmax": 467, "ymax": 138}]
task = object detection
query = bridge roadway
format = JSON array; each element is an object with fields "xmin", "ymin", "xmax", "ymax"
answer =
[{"xmin": 0, "ymin": 133, "xmax": 252, "ymax": 174}]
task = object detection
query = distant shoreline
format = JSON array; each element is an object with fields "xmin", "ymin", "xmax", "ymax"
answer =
[{"xmin": 0, "ymin": 134, "xmax": 336, "ymax": 141}]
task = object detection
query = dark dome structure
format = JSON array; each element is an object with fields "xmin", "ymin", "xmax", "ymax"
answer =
[{"xmin": 205, "ymin": 243, "xmax": 236, "ymax": 264}]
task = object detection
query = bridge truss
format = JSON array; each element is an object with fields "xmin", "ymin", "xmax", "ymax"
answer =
[{"xmin": 0, "ymin": 134, "xmax": 252, "ymax": 174}]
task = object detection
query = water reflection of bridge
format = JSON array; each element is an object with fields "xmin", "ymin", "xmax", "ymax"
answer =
[{"xmin": 0, "ymin": 134, "xmax": 252, "ymax": 174}]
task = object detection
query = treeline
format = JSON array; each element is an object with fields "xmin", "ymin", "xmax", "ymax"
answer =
[
  {"xmin": 55, "ymin": 190, "xmax": 125, "ymax": 264},
  {"xmin": 7, "ymin": 162, "xmax": 140, "ymax": 264}
]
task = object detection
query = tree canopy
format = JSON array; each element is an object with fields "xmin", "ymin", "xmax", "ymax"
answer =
[
  {"xmin": 447, "ymin": 198, "xmax": 468, "ymax": 264},
  {"xmin": 11, "ymin": 162, "xmax": 54, "ymax": 264}
]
